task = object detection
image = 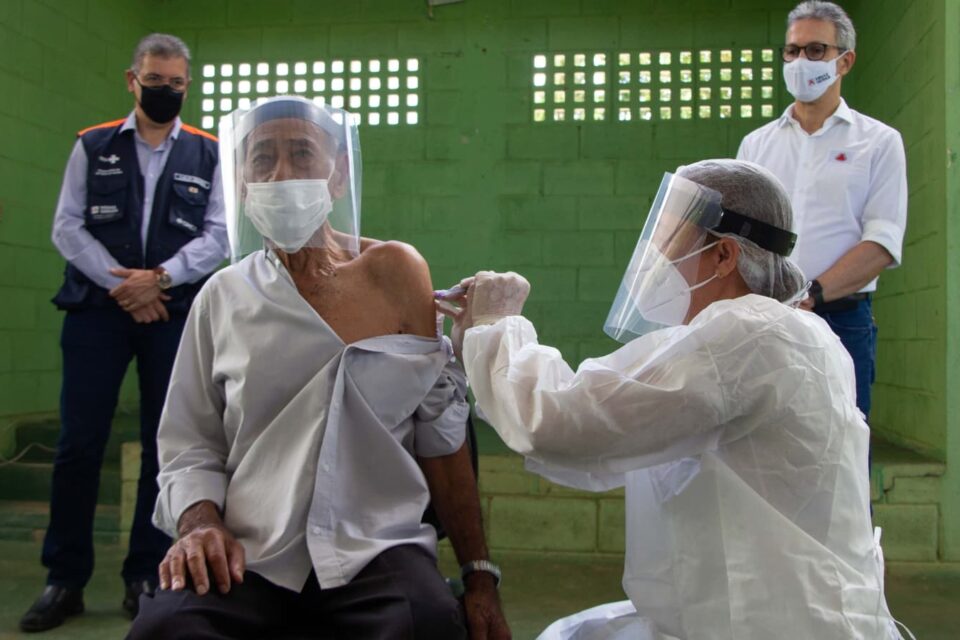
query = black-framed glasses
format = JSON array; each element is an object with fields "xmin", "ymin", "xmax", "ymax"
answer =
[
  {"xmin": 134, "ymin": 73, "xmax": 188, "ymax": 92},
  {"xmin": 780, "ymin": 43, "xmax": 847, "ymax": 62}
]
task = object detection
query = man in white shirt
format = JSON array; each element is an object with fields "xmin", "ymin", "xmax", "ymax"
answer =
[
  {"xmin": 737, "ymin": 0, "xmax": 908, "ymax": 419},
  {"xmin": 126, "ymin": 97, "xmax": 509, "ymax": 640}
]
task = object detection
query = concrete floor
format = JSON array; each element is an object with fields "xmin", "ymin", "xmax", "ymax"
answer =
[{"xmin": 0, "ymin": 540, "xmax": 956, "ymax": 639}]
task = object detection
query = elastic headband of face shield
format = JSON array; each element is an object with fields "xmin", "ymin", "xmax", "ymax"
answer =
[
  {"xmin": 655, "ymin": 173, "xmax": 797, "ymax": 256},
  {"xmin": 710, "ymin": 206, "xmax": 797, "ymax": 257}
]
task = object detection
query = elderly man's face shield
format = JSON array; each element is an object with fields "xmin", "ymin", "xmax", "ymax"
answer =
[
  {"xmin": 220, "ymin": 96, "xmax": 362, "ymax": 261},
  {"xmin": 603, "ymin": 173, "xmax": 797, "ymax": 343}
]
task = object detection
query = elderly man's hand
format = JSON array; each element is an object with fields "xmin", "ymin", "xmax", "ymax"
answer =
[
  {"xmin": 109, "ymin": 267, "xmax": 164, "ymax": 311},
  {"xmin": 463, "ymin": 573, "xmax": 511, "ymax": 639},
  {"xmin": 160, "ymin": 501, "xmax": 245, "ymax": 595}
]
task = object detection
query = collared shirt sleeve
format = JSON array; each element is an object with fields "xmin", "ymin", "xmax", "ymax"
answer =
[
  {"xmin": 153, "ymin": 289, "xmax": 229, "ymax": 536},
  {"xmin": 50, "ymin": 139, "xmax": 126, "ymax": 290},
  {"xmin": 860, "ymin": 129, "xmax": 908, "ymax": 267},
  {"xmin": 413, "ymin": 356, "xmax": 469, "ymax": 457},
  {"xmin": 159, "ymin": 165, "xmax": 229, "ymax": 286},
  {"xmin": 735, "ymin": 132, "xmax": 754, "ymax": 162}
]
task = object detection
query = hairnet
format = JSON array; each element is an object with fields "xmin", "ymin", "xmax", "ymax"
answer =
[{"xmin": 676, "ymin": 159, "xmax": 807, "ymax": 303}]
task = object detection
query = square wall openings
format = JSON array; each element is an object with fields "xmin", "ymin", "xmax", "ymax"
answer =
[
  {"xmin": 199, "ymin": 58, "xmax": 422, "ymax": 130},
  {"xmin": 532, "ymin": 49, "xmax": 778, "ymax": 122}
]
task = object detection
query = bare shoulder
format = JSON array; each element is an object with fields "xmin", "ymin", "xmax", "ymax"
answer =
[
  {"xmin": 360, "ymin": 240, "xmax": 435, "ymax": 335},
  {"xmin": 361, "ymin": 240, "xmax": 431, "ymax": 288}
]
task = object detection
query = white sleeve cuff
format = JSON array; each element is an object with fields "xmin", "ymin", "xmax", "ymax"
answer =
[{"xmin": 861, "ymin": 219, "xmax": 904, "ymax": 268}]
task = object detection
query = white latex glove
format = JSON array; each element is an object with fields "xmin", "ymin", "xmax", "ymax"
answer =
[
  {"xmin": 471, "ymin": 270, "xmax": 531, "ymax": 325},
  {"xmin": 435, "ymin": 271, "xmax": 531, "ymax": 360}
]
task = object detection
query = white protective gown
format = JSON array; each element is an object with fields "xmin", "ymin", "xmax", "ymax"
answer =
[{"xmin": 463, "ymin": 294, "xmax": 901, "ymax": 640}]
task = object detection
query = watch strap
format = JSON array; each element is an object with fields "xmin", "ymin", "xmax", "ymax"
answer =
[
  {"xmin": 460, "ymin": 559, "xmax": 501, "ymax": 587},
  {"xmin": 809, "ymin": 279, "xmax": 824, "ymax": 307}
]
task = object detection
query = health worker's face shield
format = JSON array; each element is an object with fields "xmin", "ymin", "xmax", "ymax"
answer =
[
  {"xmin": 220, "ymin": 96, "xmax": 362, "ymax": 261},
  {"xmin": 604, "ymin": 172, "xmax": 799, "ymax": 343}
]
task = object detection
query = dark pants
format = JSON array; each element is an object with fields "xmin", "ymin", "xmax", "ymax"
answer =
[
  {"xmin": 126, "ymin": 544, "xmax": 467, "ymax": 640},
  {"xmin": 42, "ymin": 306, "xmax": 186, "ymax": 589},
  {"xmin": 816, "ymin": 297, "xmax": 877, "ymax": 419}
]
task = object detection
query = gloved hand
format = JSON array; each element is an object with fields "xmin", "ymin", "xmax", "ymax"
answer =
[{"xmin": 436, "ymin": 271, "xmax": 531, "ymax": 360}]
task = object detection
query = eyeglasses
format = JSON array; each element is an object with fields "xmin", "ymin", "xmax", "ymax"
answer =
[
  {"xmin": 135, "ymin": 73, "xmax": 188, "ymax": 92},
  {"xmin": 780, "ymin": 43, "xmax": 847, "ymax": 62}
]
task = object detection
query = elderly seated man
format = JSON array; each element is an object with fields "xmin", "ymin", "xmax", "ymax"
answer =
[
  {"xmin": 438, "ymin": 160, "xmax": 907, "ymax": 639},
  {"xmin": 127, "ymin": 96, "xmax": 509, "ymax": 640}
]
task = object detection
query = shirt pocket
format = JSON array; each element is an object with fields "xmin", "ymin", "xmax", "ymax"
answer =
[
  {"xmin": 85, "ymin": 176, "xmax": 127, "ymax": 226},
  {"xmin": 168, "ymin": 180, "xmax": 209, "ymax": 237}
]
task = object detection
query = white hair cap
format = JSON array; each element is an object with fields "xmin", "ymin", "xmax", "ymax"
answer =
[{"xmin": 676, "ymin": 159, "xmax": 807, "ymax": 304}]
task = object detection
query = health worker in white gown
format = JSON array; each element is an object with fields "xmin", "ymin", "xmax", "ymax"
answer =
[{"xmin": 438, "ymin": 159, "xmax": 905, "ymax": 640}]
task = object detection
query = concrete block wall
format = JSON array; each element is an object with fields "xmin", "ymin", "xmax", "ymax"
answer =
[
  {"xmin": 846, "ymin": 0, "xmax": 947, "ymax": 459},
  {"xmin": 0, "ymin": 0, "xmax": 146, "ymax": 444}
]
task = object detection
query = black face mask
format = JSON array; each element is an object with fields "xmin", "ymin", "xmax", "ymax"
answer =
[{"xmin": 135, "ymin": 78, "xmax": 185, "ymax": 124}]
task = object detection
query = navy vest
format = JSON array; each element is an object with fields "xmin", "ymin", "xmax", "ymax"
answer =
[{"xmin": 52, "ymin": 119, "xmax": 219, "ymax": 313}]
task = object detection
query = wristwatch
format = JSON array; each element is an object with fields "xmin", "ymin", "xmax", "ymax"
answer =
[
  {"xmin": 809, "ymin": 279, "xmax": 824, "ymax": 307},
  {"xmin": 460, "ymin": 559, "xmax": 502, "ymax": 587},
  {"xmin": 153, "ymin": 267, "xmax": 173, "ymax": 291}
]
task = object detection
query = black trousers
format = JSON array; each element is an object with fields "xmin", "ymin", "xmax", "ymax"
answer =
[
  {"xmin": 126, "ymin": 544, "xmax": 467, "ymax": 640},
  {"xmin": 43, "ymin": 307, "xmax": 184, "ymax": 588}
]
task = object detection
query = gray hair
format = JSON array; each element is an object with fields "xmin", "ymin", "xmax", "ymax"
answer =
[
  {"xmin": 131, "ymin": 33, "xmax": 192, "ymax": 78},
  {"xmin": 676, "ymin": 159, "xmax": 807, "ymax": 304},
  {"xmin": 788, "ymin": 1, "xmax": 856, "ymax": 51}
]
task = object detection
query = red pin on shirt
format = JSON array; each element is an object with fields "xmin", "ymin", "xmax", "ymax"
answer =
[{"xmin": 835, "ymin": 152, "xmax": 847, "ymax": 161}]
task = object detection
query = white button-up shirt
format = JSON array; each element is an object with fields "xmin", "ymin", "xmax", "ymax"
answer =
[
  {"xmin": 737, "ymin": 99, "xmax": 907, "ymax": 292},
  {"xmin": 153, "ymin": 250, "xmax": 468, "ymax": 590}
]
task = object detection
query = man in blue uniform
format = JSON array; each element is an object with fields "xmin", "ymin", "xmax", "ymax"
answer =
[{"xmin": 19, "ymin": 33, "xmax": 228, "ymax": 633}]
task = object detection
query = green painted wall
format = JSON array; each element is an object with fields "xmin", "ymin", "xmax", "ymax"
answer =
[
  {"xmin": 847, "ymin": 0, "xmax": 948, "ymax": 459},
  {"xmin": 846, "ymin": 0, "xmax": 959, "ymax": 560},
  {"xmin": 0, "ymin": 0, "xmax": 146, "ymax": 440},
  {"xmin": 938, "ymin": 0, "xmax": 960, "ymax": 562}
]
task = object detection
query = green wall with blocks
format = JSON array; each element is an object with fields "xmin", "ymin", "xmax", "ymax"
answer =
[
  {"xmin": 0, "ymin": 0, "xmax": 147, "ymax": 442},
  {"xmin": 1, "ymin": 0, "xmax": 958, "ymax": 560}
]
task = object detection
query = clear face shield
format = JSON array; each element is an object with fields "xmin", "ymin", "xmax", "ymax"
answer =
[
  {"xmin": 220, "ymin": 96, "xmax": 362, "ymax": 262},
  {"xmin": 603, "ymin": 172, "xmax": 798, "ymax": 343}
]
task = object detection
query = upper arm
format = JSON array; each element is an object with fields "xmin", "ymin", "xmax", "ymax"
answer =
[
  {"xmin": 367, "ymin": 240, "xmax": 436, "ymax": 337},
  {"xmin": 53, "ymin": 140, "xmax": 89, "ymax": 229}
]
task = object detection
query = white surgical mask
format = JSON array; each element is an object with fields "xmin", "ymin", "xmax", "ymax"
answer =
[
  {"xmin": 632, "ymin": 242, "xmax": 718, "ymax": 326},
  {"xmin": 783, "ymin": 56, "xmax": 840, "ymax": 103},
  {"xmin": 243, "ymin": 179, "xmax": 333, "ymax": 253}
]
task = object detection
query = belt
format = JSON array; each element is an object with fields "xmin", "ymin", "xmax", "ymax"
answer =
[{"xmin": 815, "ymin": 292, "xmax": 871, "ymax": 314}]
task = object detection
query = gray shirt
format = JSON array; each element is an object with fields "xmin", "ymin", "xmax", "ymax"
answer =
[
  {"xmin": 51, "ymin": 112, "xmax": 228, "ymax": 289},
  {"xmin": 154, "ymin": 250, "xmax": 468, "ymax": 590}
]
